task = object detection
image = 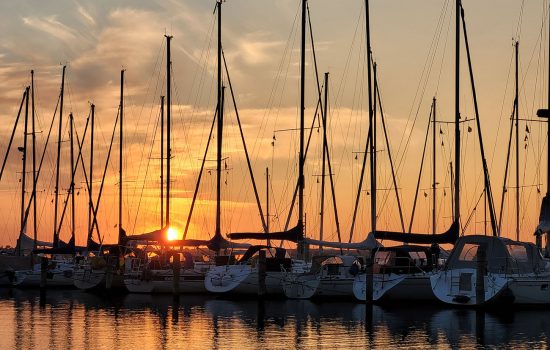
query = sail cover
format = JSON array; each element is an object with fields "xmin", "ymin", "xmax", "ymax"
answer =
[
  {"xmin": 374, "ymin": 220, "xmax": 459, "ymax": 245},
  {"xmin": 17, "ymin": 233, "xmax": 53, "ymax": 251},
  {"xmin": 227, "ymin": 224, "xmax": 303, "ymax": 243},
  {"xmin": 304, "ymin": 232, "xmax": 380, "ymax": 250},
  {"xmin": 123, "ymin": 226, "xmax": 250, "ymax": 250},
  {"xmin": 122, "ymin": 227, "xmax": 167, "ymax": 242}
]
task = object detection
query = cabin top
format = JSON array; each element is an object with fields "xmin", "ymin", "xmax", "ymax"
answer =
[{"xmin": 445, "ymin": 235, "xmax": 546, "ymax": 274}]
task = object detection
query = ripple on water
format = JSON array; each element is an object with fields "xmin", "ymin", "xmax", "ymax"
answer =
[{"xmin": 0, "ymin": 290, "xmax": 549, "ymax": 349}]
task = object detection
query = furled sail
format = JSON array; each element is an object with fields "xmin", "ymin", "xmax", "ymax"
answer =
[
  {"xmin": 122, "ymin": 226, "xmax": 250, "ymax": 250},
  {"xmin": 227, "ymin": 224, "xmax": 304, "ymax": 243},
  {"xmin": 122, "ymin": 227, "xmax": 167, "ymax": 242},
  {"xmin": 33, "ymin": 236, "xmax": 87, "ymax": 254},
  {"xmin": 374, "ymin": 220, "xmax": 459, "ymax": 245},
  {"xmin": 304, "ymin": 232, "xmax": 380, "ymax": 250},
  {"xmin": 17, "ymin": 233, "xmax": 53, "ymax": 252}
]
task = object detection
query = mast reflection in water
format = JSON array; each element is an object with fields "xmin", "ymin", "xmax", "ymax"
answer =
[{"xmin": 0, "ymin": 289, "xmax": 549, "ymax": 349}]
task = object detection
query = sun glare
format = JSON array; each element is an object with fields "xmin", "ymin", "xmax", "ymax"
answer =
[{"xmin": 167, "ymin": 227, "xmax": 179, "ymax": 241}]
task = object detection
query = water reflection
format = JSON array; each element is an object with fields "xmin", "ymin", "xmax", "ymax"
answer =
[{"xmin": 0, "ymin": 288, "xmax": 549, "ymax": 349}]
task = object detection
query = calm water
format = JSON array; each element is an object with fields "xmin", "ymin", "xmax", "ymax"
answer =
[{"xmin": 0, "ymin": 289, "xmax": 548, "ymax": 349}]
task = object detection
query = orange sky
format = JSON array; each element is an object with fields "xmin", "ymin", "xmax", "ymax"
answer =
[{"xmin": 0, "ymin": 0, "xmax": 549, "ymax": 247}]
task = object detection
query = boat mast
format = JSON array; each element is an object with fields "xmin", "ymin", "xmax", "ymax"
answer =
[
  {"xmin": 215, "ymin": 0, "xmax": 223, "ymax": 248},
  {"xmin": 320, "ymin": 72, "xmax": 329, "ymax": 253},
  {"xmin": 548, "ymin": 6, "xmax": 550, "ymax": 205},
  {"xmin": 119, "ymin": 69, "xmax": 124, "ymax": 242},
  {"xmin": 432, "ymin": 98, "xmax": 437, "ymax": 235},
  {"xmin": 31, "ymin": 71, "xmax": 37, "ymax": 249},
  {"xmin": 266, "ymin": 167, "xmax": 270, "ymax": 245},
  {"xmin": 454, "ymin": 0, "xmax": 460, "ymax": 226},
  {"xmin": 536, "ymin": 5, "xmax": 550, "ymax": 253},
  {"xmin": 53, "ymin": 65, "xmax": 66, "ymax": 248},
  {"xmin": 19, "ymin": 86, "xmax": 30, "ymax": 253},
  {"xmin": 297, "ymin": 0, "xmax": 307, "ymax": 258},
  {"xmin": 166, "ymin": 35, "xmax": 172, "ymax": 229},
  {"xmin": 89, "ymin": 104, "xmax": 95, "ymax": 240},
  {"xmin": 515, "ymin": 40, "xmax": 520, "ymax": 241},
  {"xmin": 69, "ymin": 113, "xmax": 75, "ymax": 245},
  {"xmin": 366, "ymin": 0, "xmax": 375, "ymax": 236},
  {"xmin": 547, "ymin": 6, "xmax": 550, "ymax": 253},
  {"xmin": 160, "ymin": 95, "xmax": 165, "ymax": 228}
]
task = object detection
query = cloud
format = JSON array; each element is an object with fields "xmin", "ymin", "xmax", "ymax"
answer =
[
  {"xmin": 77, "ymin": 4, "xmax": 96, "ymax": 27},
  {"xmin": 233, "ymin": 33, "xmax": 284, "ymax": 66},
  {"xmin": 22, "ymin": 15, "xmax": 77, "ymax": 43}
]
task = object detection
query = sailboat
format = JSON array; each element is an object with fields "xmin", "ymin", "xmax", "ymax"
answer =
[
  {"xmin": 204, "ymin": 0, "xmax": 315, "ymax": 297},
  {"xmin": 430, "ymin": 0, "xmax": 550, "ymax": 306},
  {"xmin": 73, "ymin": 72, "xmax": 129, "ymax": 291},
  {"xmin": 124, "ymin": 5, "xmax": 257, "ymax": 293},
  {"xmin": 12, "ymin": 67, "xmax": 84, "ymax": 288},
  {"xmin": 0, "ymin": 81, "xmax": 36, "ymax": 286}
]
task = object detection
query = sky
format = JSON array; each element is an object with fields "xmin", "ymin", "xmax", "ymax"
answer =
[{"xmin": 0, "ymin": 0, "xmax": 549, "ymax": 248}]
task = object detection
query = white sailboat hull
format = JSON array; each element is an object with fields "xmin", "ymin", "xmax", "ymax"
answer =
[
  {"xmin": 353, "ymin": 273, "xmax": 405, "ymax": 301},
  {"xmin": 205, "ymin": 265, "xmax": 287, "ymax": 295},
  {"xmin": 282, "ymin": 274, "xmax": 320, "ymax": 299},
  {"xmin": 73, "ymin": 268, "xmax": 125, "ymax": 291},
  {"xmin": 124, "ymin": 270, "xmax": 207, "ymax": 294},
  {"xmin": 13, "ymin": 263, "xmax": 75, "ymax": 288},
  {"xmin": 430, "ymin": 268, "xmax": 508, "ymax": 306},
  {"xmin": 283, "ymin": 274, "xmax": 355, "ymax": 299}
]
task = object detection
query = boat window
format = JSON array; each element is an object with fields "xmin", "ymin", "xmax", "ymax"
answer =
[
  {"xmin": 458, "ymin": 243, "xmax": 480, "ymax": 261},
  {"xmin": 375, "ymin": 251, "xmax": 395, "ymax": 266},
  {"xmin": 506, "ymin": 244, "xmax": 529, "ymax": 262}
]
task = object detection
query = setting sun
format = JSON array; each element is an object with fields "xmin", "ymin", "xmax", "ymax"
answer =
[{"xmin": 167, "ymin": 227, "xmax": 179, "ymax": 241}]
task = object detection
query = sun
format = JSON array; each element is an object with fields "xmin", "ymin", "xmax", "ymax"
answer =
[{"xmin": 167, "ymin": 227, "xmax": 179, "ymax": 241}]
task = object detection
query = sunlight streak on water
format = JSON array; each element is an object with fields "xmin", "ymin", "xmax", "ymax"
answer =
[{"xmin": 0, "ymin": 289, "xmax": 548, "ymax": 349}]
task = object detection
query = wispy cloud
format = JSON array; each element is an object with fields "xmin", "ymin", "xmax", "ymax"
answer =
[
  {"xmin": 22, "ymin": 15, "xmax": 77, "ymax": 43},
  {"xmin": 77, "ymin": 4, "xmax": 96, "ymax": 27}
]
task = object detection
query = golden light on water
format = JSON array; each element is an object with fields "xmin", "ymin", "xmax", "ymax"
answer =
[{"xmin": 167, "ymin": 227, "xmax": 179, "ymax": 241}]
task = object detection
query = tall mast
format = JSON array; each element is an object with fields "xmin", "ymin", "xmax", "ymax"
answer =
[
  {"xmin": 515, "ymin": 40, "xmax": 520, "ymax": 241},
  {"xmin": 31, "ymin": 71, "xmax": 37, "ymax": 249},
  {"xmin": 160, "ymin": 95, "xmax": 165, "ymax": 228},
  {"xmin": 454, "ymin": 0, "xmax": 461, "ymax": 225},
  {"xmin": 89, "ymin": 104, "xmax": 95, "ymax": 238},
  {"xmin": 320, "ymin": 72, "xmax": 329, "ymax": 253},
  {"xmin": 215, "ymin": 0, "xmax": 223, "ymax": 244},
  {"xmin": 119, "ymin": 69, "xmax": 124, "ymax": 241},
  {"xmin": 536, "ymin": 4, "xmax": 550, "ymax": 253},
  {"xmin": 366, "ymin": 0, "xmax": 375, "ymax": 235},
  {"xmin": 547, "ymin": 5, "xmax": 550, "ymax": 198},
  {"xmin": 53, "ymin": 65, "xmax": 66, "ymax": 248},
  {"xmin": 165, "ymin": 35, "xmax": 172, "ymax": 228},
  {"xmin": 20, "ymin": 86, "xmax": 30, "ymax": 250},
  {"xmin": 266, "ymin": 167, "xmax": 270, "ymax": 245},
  {"xmin": 69, "ymin": 113, "xmax": 75, "ymax": 244},
  {"xmin": 297, "ymin": 0, "xmax": 306, "ymax": 258},
  {"xmin": 547, "ymin": 5, "xmax": 550, "ymax": 253},
  {"xmin": 432, "ymin": 98, "xmax": 437, "ymax": 235}
]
